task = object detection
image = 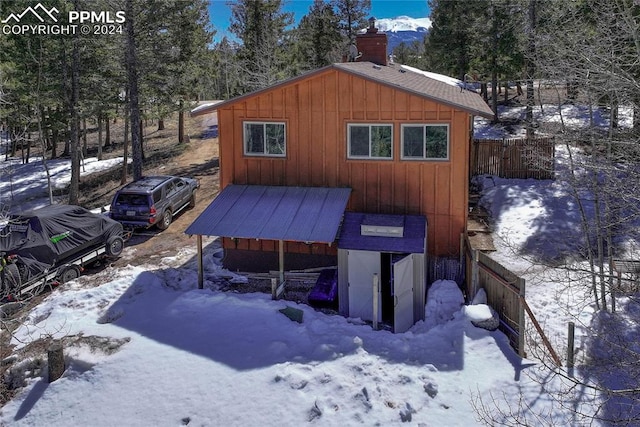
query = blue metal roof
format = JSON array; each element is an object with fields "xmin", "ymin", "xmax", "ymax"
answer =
[
  {"xmin": 337, "ymin": 212, "xmax": 427, "ymax": 253},
  {"xmin": 185, "ymin": 185, "xmax": 352, "ymax": 243}
]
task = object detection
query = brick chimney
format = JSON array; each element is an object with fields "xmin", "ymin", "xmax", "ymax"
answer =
[{"xmin": 355, "ymin": 17, "xmax": 387, "ymax": 66}]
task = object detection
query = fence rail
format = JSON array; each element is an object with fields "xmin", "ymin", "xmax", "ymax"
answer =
[{"xmin": 471, "ymin": 137, "xmax": 555, "ymax": 180}]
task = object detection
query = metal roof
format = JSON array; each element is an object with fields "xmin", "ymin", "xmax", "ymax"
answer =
[
  {"xmin": 185, "ymin": 185, "xmax": 352, "ymax": 243},
  {"xmin": 191, "ymin": 62, "xmax": 494, "ymax": 120},
  {"xmin": 337, "ymin": 212, "xmax": 427, "ymax": 254}
]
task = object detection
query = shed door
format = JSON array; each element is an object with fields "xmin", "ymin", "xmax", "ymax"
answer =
[
  {"xmin": 393, "ymin": 254, "xmax": 414, "ymax": 333},
  {"xmin": 348, "ymin": 250, "xmax": 381, "ymax": 322}
]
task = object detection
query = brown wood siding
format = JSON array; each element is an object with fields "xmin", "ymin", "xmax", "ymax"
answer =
[{"xmin": 218, "ymin": 69, "xmax": 471, "ymax": 257}]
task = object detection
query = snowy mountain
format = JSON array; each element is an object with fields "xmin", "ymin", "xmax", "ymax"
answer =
[
  {"xmin": 375, "ymin": 16, "xmax": 432, "ymax": 33},
  {"xmin": 374, "ymin": 16, "xmax": 431, "ymax": 54}
]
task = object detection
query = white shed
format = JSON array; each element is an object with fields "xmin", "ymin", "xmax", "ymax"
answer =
[{"xmin": 337, "ymin": 213, "xmax": 427, "ymax": 333}]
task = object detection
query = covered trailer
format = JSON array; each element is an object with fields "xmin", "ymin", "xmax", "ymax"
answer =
[{"xmin": 0, "ymin": 204, "xmax": 124, "ymax": 297}]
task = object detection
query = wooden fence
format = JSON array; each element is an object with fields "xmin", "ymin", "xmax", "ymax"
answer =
[
  {"xmin": 471, "ymin": 137, "xmax": 555, "ymax": 180},
  {"xmin": 463, "ymin": 234, "xmax": 526, "ymax": 356},
  {"xmin": 462, "ymin": 234, "xmax": 562, "ymax": 365}
]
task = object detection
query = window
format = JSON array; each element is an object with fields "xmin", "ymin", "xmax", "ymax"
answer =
[
  {"xmin": 348, "ymin": 124, "xmax": 393, "ymax": 159},
  {"xmin": 116, "ymin": 194, "xmax": 148, "ymax": 206},
  {"xmin": 166, "ymin": 180, "xmax": 178, "ymax": 196},
  {"xmin": 401, "ymin": 124, "xmax": 449, "ymax": 160},
  {"xmin": 243, "ymin": 122, "xmax": 286, "ymax": 157}
]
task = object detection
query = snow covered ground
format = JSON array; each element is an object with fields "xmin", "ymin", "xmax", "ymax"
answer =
[
  {"xmin": 0, "ymin": 153, "xmax": 127, "ymax": 214},
  {"xmin": 0, "ymin": 102, "xmax": 635, "ymax": 425}
]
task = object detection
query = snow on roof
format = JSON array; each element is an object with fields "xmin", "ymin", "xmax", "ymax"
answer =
[
  {"xmin": 190, "ymin": 100, "xmax": 223, "ymax": 115},
  {"xmin": 399, "ymin": 64, "xmax": 472, "ymax": 90}
]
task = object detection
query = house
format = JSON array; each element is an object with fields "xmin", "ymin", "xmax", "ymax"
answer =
[{"xmin": 187, "ymin": 20, "xmax": 494, "ymax": 332}]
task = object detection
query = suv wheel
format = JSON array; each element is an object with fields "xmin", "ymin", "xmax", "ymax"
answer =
[
  {"xmin": 188, "ymin": 193, "xmax": 196, "ymax": 209},
  {"xmin": 157, "ymin": 210, "xmax": 172, "ymax": 230}
]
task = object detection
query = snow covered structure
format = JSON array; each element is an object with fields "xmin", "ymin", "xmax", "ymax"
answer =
[{"xmin": 0, "ymin": 204, "xmax": 124, "ymax": 295}]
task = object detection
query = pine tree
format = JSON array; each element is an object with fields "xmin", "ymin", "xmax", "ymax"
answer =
[
  {"xmin": 333, "ymin": 0, "xmax": 371, "ymax": 46},
  {"xmin": 294, "ymin": 0, "xmax": 343, "ymax": 71},
  {"xmin": 124, "ymin": 0, "xmax": 143, "ymax": 181},
  {"xmin": 392, "ymin": 41, "xmax": 425, "ymax": 68},
  {"xmin": 424, "ymin": 0, "xmax": 485, "ymax": 80},
  {"xmin": 210, "ymin": 37, "xmax": 243, "ymax": 99},
  {"xmin": 162, "ymin": 0, "xmax": 213, "ymax": 143},
  {"xmin": 229, "ymin": 0, "xmax": 294, "ymax": 92}
]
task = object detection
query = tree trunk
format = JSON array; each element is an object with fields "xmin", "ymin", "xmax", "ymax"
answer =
[
  {"xmin": 68, "ymin": 0, "xmax": 81, "ymax": 205},
  {"xmin": 126, "ymin": 0, "xmax": 143, "ymax": 181},
  {"xmin": 525, "ymin": 0, "xmax": 536, "ymax": 140},
  {"xmin": 10, "ymin": 127, "xmax": 17, "ymax": 158},
  {"xmin": 22, "ymin": 132, "xmax": 28, "ymax": 164},
  {"xmin": 82, "ymin": 117, "xmax": 87, "ymax": 157},
  {"xmin": 97, "ymin": 114, "xmax": 103, "ymax": 161},
  {"xmin": 41, "ymin": 106, "xmax": 49, "ymax": 152},
  {"xmin": 491, "ymin": 74, "xmax": 498, "ymax": 122},
  {"xmin": 63, "ymin": 125, "xmax": 70, "ymax": 156},
  {"xmin": 139, "ymin": 119, "xmax": 145, "ymax": 160},
  {"xmin": 490, "ymin": 3, "xmax": 498, "ymax": 122},
  {"xmin": 178, "ymin": 100, "xmax": 185, "ymax": 144},
  {"xmin": 25, "ymin": 133, "xmax": 31, "ymax": 164},
  {"xmin": 158, "ymin": 118, "xmax": 165, "ymax": 131},
  {"xmin": 47, "ymin": 341, "xmax": 65, "ymax": 382},
  {"xmin": 51, "ymin": 126, "xmax": 58, "ymax": 159},
  {"xmin": 37, "ymin": 112, "xmax": 54, "ymax": 205},
  {"xmin": 105, "ymin": 114, "xmax": 111, "ymax": 147},
  {"xmin": 122, "ymin": 105, "xmax": 129, "ymax": 185}
]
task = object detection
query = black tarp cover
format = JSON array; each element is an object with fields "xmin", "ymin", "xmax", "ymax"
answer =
[{"xmin": 0, "ymin": 204, "xmax": 123, "ymax": 277}]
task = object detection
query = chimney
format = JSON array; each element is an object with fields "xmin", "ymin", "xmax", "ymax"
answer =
[{"xmin": 355, "ymin": 17, "xmax": 387, "ymax": 66}]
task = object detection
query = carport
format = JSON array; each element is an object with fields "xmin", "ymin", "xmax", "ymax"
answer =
[{"xmin": 185, "ymin": 184, "xmax": 352, "ymax": 288}]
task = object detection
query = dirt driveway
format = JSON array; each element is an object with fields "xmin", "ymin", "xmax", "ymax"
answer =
[{"xmin": 110, "ymin": 114, "xmax": 221, "ymax": 266}]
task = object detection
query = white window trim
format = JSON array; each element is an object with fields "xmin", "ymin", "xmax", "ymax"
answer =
[
  {"xmin": 347, "ymin": 123, "xmax": 394, "ymax": 160},
  {"xmin": 400, "ymin": 123, "xmax": 450, "ymax": 161},
  {"xmin": 243, "ymin": 121, "xmax": 287, "ymax": 157}
]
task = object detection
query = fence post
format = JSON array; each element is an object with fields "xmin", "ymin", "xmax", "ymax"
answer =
[
  {"xmin": 471, "ymin": 248, "xmax": 480, "ymax": 299},
  {"xmin": 517, "ymin": 276, "xmax": 526, "ymax": 358},
  {"xmin": 567, "ymin": 322, "xmax": 575, "ymax": 370},
  {"xmin": 501, "ymin": 138, "xmax": 507, "ymax": 178},
  {"xmin": 197, "ymin": 235, "xmax": 203, "ymax": 289}
]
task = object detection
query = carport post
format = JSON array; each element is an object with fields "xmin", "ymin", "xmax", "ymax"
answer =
[
  {"xmin": 197, "ymin": 235, "xmax": 203, "ymax": 289},
  {"xmin": 372, "ymin": 274, "xmax": 379, "ymax": 331},
  {"xmin": 279, "ymin": 240, "xmax": 285, "ymax": 285}
]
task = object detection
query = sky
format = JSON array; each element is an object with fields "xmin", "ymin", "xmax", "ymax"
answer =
[
  {"xmin": 208, "ymin": 0, "xmax": 431, "ymax": 41},
  {"xmin": 0, "ymin": 100, "xmax": 637, "ymax": 425}
]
